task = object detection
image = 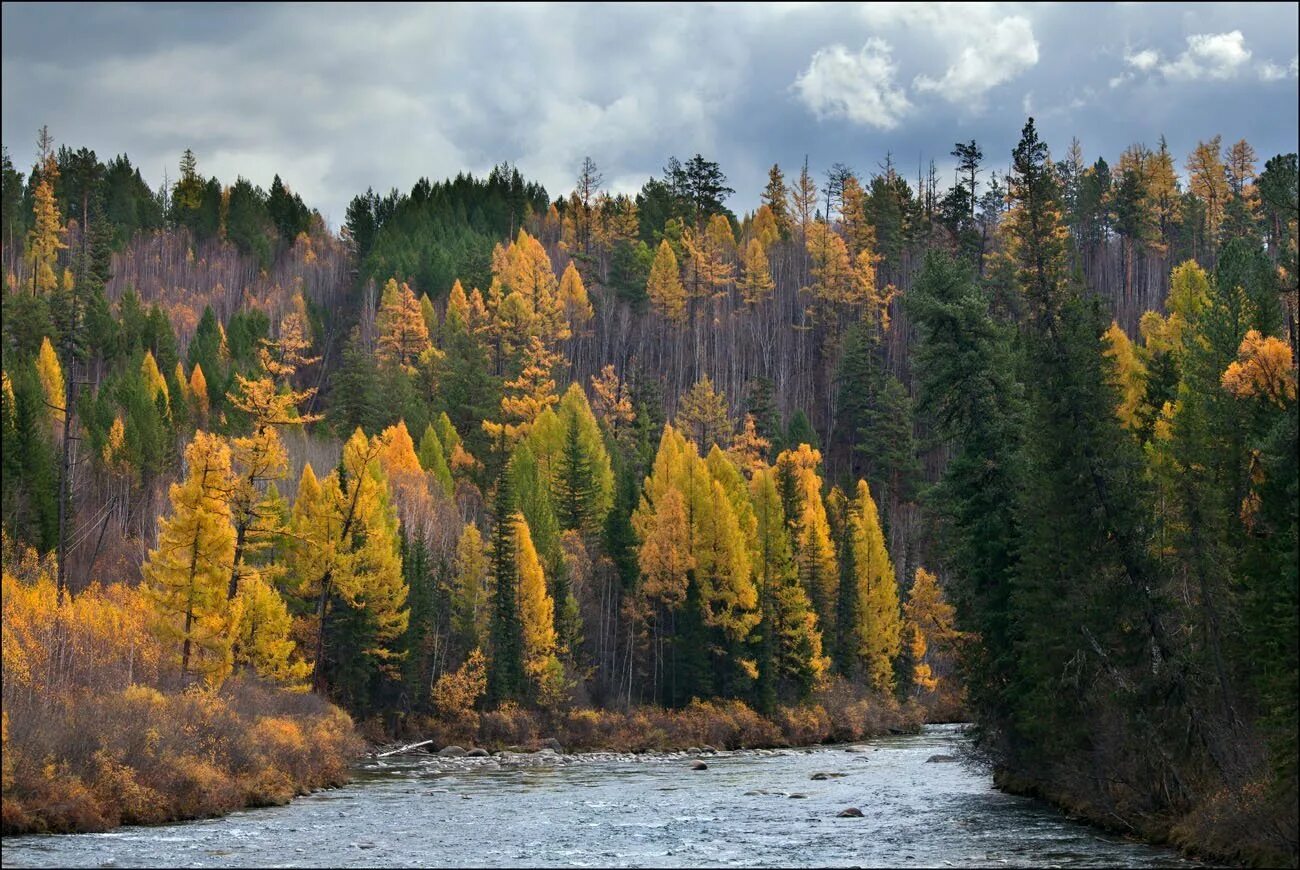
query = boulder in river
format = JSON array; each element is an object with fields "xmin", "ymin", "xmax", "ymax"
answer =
[
  {"xmin": 466, "ymin": 748, "xmax": 490, "ymax": 758},
  {"xmin": 788, "ymin": 793, "xmax": 808, "ymax": 799},
  {"xmin": 691, "ymin": 761, "xmax": 708, "ymax": 771},
  {"xmin": 926, "ymin": 754, "xmax": 958, "ymax": 763},
  {"xmin": 539, "ymin": 737, "xmax": 564, "ymax": 753},
  {"xmin": 837, "ymin": 807, "xmax": 865, "ymax": 818},
  {"xmin": 438, "ymin": 745, "xmax": 468, "ymax": 758},
  {"xmin": 810, "ymin": 772, "xmax": 830, "ymax": 780},
  {"xmin": 700, "ymin": 744, "xmax": 718, "ymax": 754}
]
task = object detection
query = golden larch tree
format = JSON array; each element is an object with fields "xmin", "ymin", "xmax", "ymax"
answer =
[
  {"xmin": 375, "ymin": 278, "xmax": 434, "ymax": 371},
  {"xmin": 141, "ymin": 431, "xmax": 236, "ymax": 684},
  {"xmin": 850, "ymin": 479, "xmax": 901, "ymax": 693},
  {"xmin": 646, "ymin": 240, "xmax": 686, "ymax": 324}
]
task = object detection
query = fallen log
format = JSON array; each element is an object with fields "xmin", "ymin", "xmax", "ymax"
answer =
[{"xmin": 376, "ymin": 739, "xmax": 435, "ymax": 758}]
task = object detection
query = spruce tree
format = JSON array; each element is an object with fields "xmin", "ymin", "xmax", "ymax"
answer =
[{"xmin": 487, "ymin": 455, "xmax": 524, "ymax": 704}]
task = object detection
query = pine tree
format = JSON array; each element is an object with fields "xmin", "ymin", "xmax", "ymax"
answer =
[
  {"xmin": 487, "ymin": 459, "xmax": 525, "ymax": 704},
  {"xmin": 761, "ymin": 163, "xmax": 793, "ymax": 239}
]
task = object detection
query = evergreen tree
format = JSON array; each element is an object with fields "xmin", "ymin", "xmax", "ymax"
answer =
[{"xmin": 487, "ymin": 457, "xmax": 525, "ymax": 704}]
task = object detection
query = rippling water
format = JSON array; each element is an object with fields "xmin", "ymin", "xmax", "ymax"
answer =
[{"xmin": 1, "ymin": 724, "xmax": 1197, "ymax": 868}]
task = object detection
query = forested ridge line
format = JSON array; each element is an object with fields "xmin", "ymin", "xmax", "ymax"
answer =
[{"xmin": 1, "ymin": 119, "xmax": 1296, "ymax": 866}]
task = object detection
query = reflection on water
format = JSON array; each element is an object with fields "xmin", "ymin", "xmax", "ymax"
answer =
[{"xmin": 1, "ymin": 725, "xmax": 1197, "ymax": 868}]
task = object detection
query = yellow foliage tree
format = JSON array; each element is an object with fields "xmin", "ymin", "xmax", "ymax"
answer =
[
  {"xmin": 558, "ymin": 262, "xmax": 593, "ymax": 333},
  {"xmin": 484, "ymin": 336, "xmax": 560, "ymax": 443},
  {"xmin": 224, "ymin": 365, "xmax": 319, "ymax": 600},
  {"xmin": 36, "ymin": 337, "xmax": 64, "ymax": 427},
  {"xmin": 676, "ymin": 375, "xmax": 731, "ymax": 451},
  {"xmin": 514, "ymin": 513, "xmax": 566, "ymax": 704},
  {"xmin": 493, "ymin": 229, "xmax": 568, "ymax": 344},
  {"xmin": 804, "ymin": 221, "xmax": 853, "ymax": 312},
  {"xmin": 646, "ymin": 240, "xmax": 686, "ymax": 324},
  {"xmin": 1186, "ymin": 136, "xmax": 1229, "ymax": 249},
  {"xmin": 189, "ymin": 362, "xmax": 210, "ymax": 424},
  {"xmin": 290, "ymin": 431, "xmax": 409, "ymax": 692},
  {"xmin": 850, "ymin": 479, "xmax": 900, "ymax": 693},
  {"xmin": 902, "ymin": 567, "xmax": 958, "ymax": 696},
  {"xmin": 141, "ymin": 431, "xmax": 236, "ymax": 684},
  {"xmin": 24, "ymin": 167, "xmax": 65, "ymax": 297},
  {"xmin": 739, "ymin": 238, "xmax": 775, "ymax": 306},
  {"xmin": 451, "ymin": 523, "xmax": 490, "ymax": 653},
  {"xmin": 376, "ymin": 278, "xmax": 434, "ymax": 371},
  {"xmin": 432, "ymin": 648, "xmax": 487, "ymax": 719},
  {"xmin": 1222, "ymin": 330, "xmax": 1297, "ymax": 407},
  {"xmin": 232, "ymin": 576, "xmax": 310, "ymax": 684},
  {"xmin": 141, "ymin": 350, "xmax": 169, "ymax": 410},
  {"xmin": 1102, "ymin": 321, "xmax": 1149, "ymax": 431},
  {"xmin": 590, "ymin": 363, "xmax": 635, "ymax": 441}
]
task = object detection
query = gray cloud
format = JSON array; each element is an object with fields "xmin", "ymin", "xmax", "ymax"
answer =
[{"xmin": 2, "ymin": 2, "xmax": 1296, "ymax": 227}]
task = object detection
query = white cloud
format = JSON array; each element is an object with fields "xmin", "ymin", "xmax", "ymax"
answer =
[
  {"xmin": 856, "ymin": 5, "xmax": 1039, "ymax": 105},
  {"xmin": 1258, "ymin": 56, "xmax": 1299, "ymax": 81},
  {"xmin": 1126, "ymin": 49, "xmax": 1160, "ymax": 72},
  {"xmin": 1160, "ymin": 31, "xmax": 1252, "ymax": 80},
  {"xmin": 793, "ymin": 38, "xmax": 911, "ymax": 129}
]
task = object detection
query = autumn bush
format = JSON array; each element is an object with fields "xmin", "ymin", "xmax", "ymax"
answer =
[
  {"xmin": 395, "ymin": 689, "xmax": 919, "ymax": 756},
  {"xmin": 1, "ymin": 566, "xmax": 362, "ymax": 835}
]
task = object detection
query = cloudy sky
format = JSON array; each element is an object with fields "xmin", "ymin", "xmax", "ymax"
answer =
[{"xmin": 3, "ymin": 2, "xmax": 1297, "ymax": 228}]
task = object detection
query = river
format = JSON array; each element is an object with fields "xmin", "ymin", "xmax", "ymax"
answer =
[{"xmin": 2, "ymin": 724, "xmax": 1197, "ymax": 868}]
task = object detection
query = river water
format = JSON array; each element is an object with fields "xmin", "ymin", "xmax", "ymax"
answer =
[{"xmin": 2, "ymin": 724, "xmax": 1196, "ymax": 868}]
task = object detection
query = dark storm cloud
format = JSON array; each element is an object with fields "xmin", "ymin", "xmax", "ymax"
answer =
[{"xmin": 2, "ymin": 2, "xmax": 1296, "ymax": 226}]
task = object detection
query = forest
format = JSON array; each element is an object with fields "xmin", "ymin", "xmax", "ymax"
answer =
[{"xmin": 0, "ymin": 120, "xmax": 1296, "ymax": 866}]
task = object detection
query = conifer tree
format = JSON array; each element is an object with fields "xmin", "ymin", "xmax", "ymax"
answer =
[
  {"xmin": 141, "ymin": 431, "xmax": 236, "ymax": 683},
  {"xmin": 451, "ymin": 523, "xmax": 490, "ymax": 657},
  {"xmin": 224, "ymin": 356, "xmax": 318, "ymax": 600},
  {"xmin": 487, "ymin": 459, "xmax": 525, "ymax": 704},
  {"xmin": 676, "ymin": 376, "xmax": 731, "ymax": 450},
  {"xmin": 417, "ymin": 423, "xmax": 455, "ymax": 496},
  {"xmin": 35, "ymin": 337, "xmax": 63, "ymax": 428},
  {"xmin": 515, "ymin": 512, "xmax": 565, "ymax": 704},
  {"xmin": 24, "ymin": 158, "xmax": 64, "ymax": 297},
  {"xmin": 849, "ymin": 480, "xmax": 901, "ymax": 693},
  {"xmin": 375, "ymin": 278, "xmax": 434, "ymax": 371},
  {"xmin": 761, "ymin": 163, "xmax": 792, "ymax": 238},
  {"xmin": 291, "ymin": 432, "xmax": 408, "ymax": 697},
  {"xmin": 558, "ymin": 261, "xmax": 594, "ymax": 332},
  {"xmin": 751, "ymin": 465, "xmax": 827, "ymax": 704},
  {"xmin": 775, "ymin": 445, "xmax": 838, "ymax": 638},
  {"xmin": 646, "ymin": 239, "xmax": 686, "ymax": 324},
  {"xmin": 739, "ymin": 238, "xmax": 775, "ymax": 305},
  {"xmin": 232, "ymin": 575, "xmax": 309, "ymax": 683}
]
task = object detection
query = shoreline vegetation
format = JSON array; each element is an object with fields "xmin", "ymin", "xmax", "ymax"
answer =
[{"xmin": 0, "ymin": 548, "xmax": 937, "ymax": 838}]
